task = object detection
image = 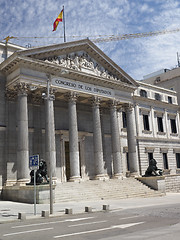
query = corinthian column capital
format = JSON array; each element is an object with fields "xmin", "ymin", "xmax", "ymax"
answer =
[
  {"xmin": 65, "ymin": 91, "xmax": 79, "ymax": 103},
  {"xmin": 124, "ymin": 103, "xmax": 134, "ymax": 113},
  {"xmin": 91, "ymin": 96, "xmax": 101, "ymax": 106},
  {"xmin": 14, "ymin": 82, "xmax": 29, "ymax": 95},
  {"xmin": 108, "ymin": 99, "xmax": 120, "ymax": 109}
]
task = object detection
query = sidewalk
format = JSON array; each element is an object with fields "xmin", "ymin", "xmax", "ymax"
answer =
[{"xmin": 0, "ymin": 193, "xmax": 180, "ymax": 223}]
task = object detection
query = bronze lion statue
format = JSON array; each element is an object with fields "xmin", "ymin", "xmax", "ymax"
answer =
[
  {"xmin": 28, "ymin": 159, "xmax": 49, "ymax": 185},
  {"xmin": 144, "ymin": 158, "xmax": 163, "ymax": 177}
]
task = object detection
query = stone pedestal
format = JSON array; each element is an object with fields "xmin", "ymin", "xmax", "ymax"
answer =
[
  {"xmin": 2, "ymin": 185, "xmax": 55, "ymax": 204},
  {"xmin": 137, "ymin": 176, "xmax": 165, "ymax": 193}
]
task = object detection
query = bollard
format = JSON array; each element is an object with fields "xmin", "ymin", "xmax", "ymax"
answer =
[
  {"xmin": 18, "ymin": 212, "xmax": 26, "ymax": 220},
  {"xmin": 41, "ymin": 210, "xmax": 49, "ymax": 218},
  {"xmin": 85, "ymin": 206, "xmax": 92, "ymax": 213},
  {"xmin": 102, "ymin": 204, "xmax": 110, "ymax": 211},
  {"xmin": 65, "ymin": 208, "xmax": 73, "ymax": 214}
]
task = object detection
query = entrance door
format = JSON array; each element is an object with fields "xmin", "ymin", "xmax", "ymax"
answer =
[{"xmin": 64, "ymin": 141, "xmax": 81, "ymax": 181}]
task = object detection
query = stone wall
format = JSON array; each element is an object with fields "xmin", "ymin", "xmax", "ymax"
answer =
[
  {"xmin": 1, "ymin": 185, "xmax": 55, "ymax": 204},
  {"xmin": 137, "ymin": 175, "xmax": 180, "ymax": 193},
  {"xmin": 165, "ymin": 175, "xmax": 180, "ymax": 192}
]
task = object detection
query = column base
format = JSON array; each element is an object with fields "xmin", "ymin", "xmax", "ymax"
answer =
[
  {"xmin": 129, "ymin": 172, "xmax": 139, "ymax": 177},
  {"xmin": 16, "ymin": 179, "xmax": 30, "ymax": 186},
  {"xmin": 94, "ymin": 174, "xmax": 109, "ymax": 181},
  {"xmin": 4, "ymin": 180, "xmax": 17, "ymax": 187},
  {"xmin": 112, "ymin": 173, "xmax": 123, "ymax": 179},
  {"xmin": 69, "ymin": 176, "xmax": 81, "ymax": 182}
]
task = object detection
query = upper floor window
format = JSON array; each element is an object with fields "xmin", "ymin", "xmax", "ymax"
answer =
[
  {"xmin": 170, "ymin": 119, "xmax": 177, "ymax": 134},
  {"xmin": 157, "ymin": 117, "xmax": 164, "ymax": 132},
  {"xmin": 122, "ymin": 111, "xmax": 127, "ymax": 128},
  {"xmin": 140, "ymin": 89, "xmax": 147, "ymax": 98},
  {"xmin": 143, "ymin": 114, "xmax": 150, "ymax": 131},
  {"xmin": 168, "ymin": 96, "xmax": 172, "ymax": 104},
  {"xmin": 155, "ymin": 93, "xmax": 161, "ymax": 101}
]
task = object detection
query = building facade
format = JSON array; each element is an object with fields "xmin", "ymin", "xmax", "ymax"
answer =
[
  {"xmin": 133, "ymin": 81, "xmax": 180, "ymax": 176},
  {"xmin": 0, "ymin": 39, "xmax": 180, "ymax": 191}
]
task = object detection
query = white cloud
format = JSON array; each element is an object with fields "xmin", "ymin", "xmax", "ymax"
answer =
[{"xmin": 1, "ymin": 0, "xmax": 180, "ymax": 80}]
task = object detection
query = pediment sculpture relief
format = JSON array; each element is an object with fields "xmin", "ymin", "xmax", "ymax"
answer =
[{"xmin": 43, "ymin": 53, "xmax": 127, "ymax": 83}]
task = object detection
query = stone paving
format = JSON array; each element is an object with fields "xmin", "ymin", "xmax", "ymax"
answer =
[{"xmin": 0, "ymin": 193, "xmax": 180, "ymax": 223}]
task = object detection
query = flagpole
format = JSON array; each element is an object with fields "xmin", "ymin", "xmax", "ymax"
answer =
[{"xmin": 63, "ymin": 6, "xmax": 66, "ymax": 42}]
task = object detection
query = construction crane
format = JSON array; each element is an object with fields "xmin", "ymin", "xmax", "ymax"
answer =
[
  {"xmin": 92, "ymin": 28, "xmax": 180, "ymax": 43},
  {"xmin": 2, "ymin": 27, "xmax": 180, "ymax": 44}
]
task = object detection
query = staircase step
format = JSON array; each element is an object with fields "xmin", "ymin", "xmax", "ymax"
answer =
[{"xmin": 54, "ymin": 178, "xmax": 164, "ymax": 203}]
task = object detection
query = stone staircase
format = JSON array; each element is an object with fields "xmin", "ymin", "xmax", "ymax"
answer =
[{"xmin": 55, "ymin": 178, "xmax": 164, "ymax": 203}]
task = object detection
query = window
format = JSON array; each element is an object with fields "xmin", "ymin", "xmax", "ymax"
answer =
[
  {"xmin": 157, "ymin": 117, "xmax": 164, "ymax": 132},
  {"xmin": 155, "ymin": 93, "xmax": 161, "ymax": 101},
  {"xmin": 163, "ymin": 153, "xmax": 168, "ymax": 169},
  {"xmin": 176, "ymin": 153, "xmax": 180, "ymax": 168},
  {"xmin": 168, "ymin": 96, "xmax": 172, "ymax": 104},
  {"xmin": 122, "ymin": 111, "xmax": 127, "ymax": 128},
  {"xmin": 148, "ymin": 153, "xmax": 153, "ymax": 163},
  {"xmin": 140, "ymin": 89, "xmax": 147, "ymax": 98},
  {"xmin": 170, "ymin": 119, "xmax": 177, "ymax": 133},
  {"xmin": 143, "ymin": 114, "xmax": 150, "ymax": 131}
]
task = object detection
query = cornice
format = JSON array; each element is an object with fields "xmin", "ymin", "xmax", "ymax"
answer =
[
  {"xmin": 2, "ymin": 55, "xmax": 137, "ymax": 92},
  {"xmin": 133, "ymin": 95, "xmax": 179, "ymax": 110},
  {"xmin": 137, "ymin": 136, "xmax": 180, "ymax": 143}
]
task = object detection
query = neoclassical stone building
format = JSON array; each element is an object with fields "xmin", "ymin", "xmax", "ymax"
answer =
[{"xmin": 0, "ymin": 39, "xmax": 180, "ymax": 191}]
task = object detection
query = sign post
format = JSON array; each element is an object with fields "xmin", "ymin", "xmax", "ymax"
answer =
[{"xmin": 29, "ymin": 155, "xmax": 39, "ymax": 215}]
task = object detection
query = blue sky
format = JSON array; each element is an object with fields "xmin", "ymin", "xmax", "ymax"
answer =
[{"xmin": 0, "ymin": 0, "xmax": 180, "ymax": 80}]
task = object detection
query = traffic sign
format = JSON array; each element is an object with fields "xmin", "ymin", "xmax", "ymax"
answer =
[{"xmin": 29, "ymin": 155, "xmax": 39, "ymax": 170}]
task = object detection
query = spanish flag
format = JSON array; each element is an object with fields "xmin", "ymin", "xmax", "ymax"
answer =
[{"xmin": 53, "ymin": 9, "xmax": 63, "ymax": 31}]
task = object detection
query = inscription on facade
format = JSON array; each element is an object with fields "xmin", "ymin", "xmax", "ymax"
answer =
[{"xmin": 52, "ymin": 77, "xmax": 114, "ymax": 98}]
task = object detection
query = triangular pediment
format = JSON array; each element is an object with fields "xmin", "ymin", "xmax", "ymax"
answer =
[
  {"xmin": 17, "ymin": 39, "xmax": 138, "ymax": 87},
  {"xmin": 43, "ymin": 51, "xmax": 125, "ymax": 83},
  {"xmin": 1, "ymin": 39, "xmax": 138, "ymax": 89}
]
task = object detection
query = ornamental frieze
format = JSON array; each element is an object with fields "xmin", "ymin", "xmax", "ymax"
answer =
[{"xmin": 43, "ymin": 53, "xmax": 128, "ymax": 83}]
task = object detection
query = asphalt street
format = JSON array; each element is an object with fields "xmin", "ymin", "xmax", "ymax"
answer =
[{"xmin": 0, "ymin": 203, "xmax": 180, "ymax": 240}]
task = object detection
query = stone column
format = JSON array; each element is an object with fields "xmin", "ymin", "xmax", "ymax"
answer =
[
  {"xmin": 109, "ymin": 101, "xmax": 122, "ymax": 178},
  {"xmin": 16, "ymin": 83, "xmax": 29, "ymax": 184},
  {"xmin": 125, "ymin": 104, "xmax": 139, "ymax": 176},
  {"xmin": 45, "ymin": 88, "xmax": 56, "ymax": 181},
  {"xmin": 92, "ymin": 97, "xmax": 105, "ymax": 179},
  {"xmin": 164, "ymin": 109, "xmax": 170, "ymax": 138},
  {"xmin": 68, "ymin": 92, "xmax": 81, "ymax": 182},
  {"xmin": 150, "ymin": 107, "xmax": 156, "ymax": 137}
]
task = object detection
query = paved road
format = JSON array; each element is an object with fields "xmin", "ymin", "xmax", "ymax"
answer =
[{"xmin": 0, "ymin": 203, "xmax": 180, "ymax": 240}]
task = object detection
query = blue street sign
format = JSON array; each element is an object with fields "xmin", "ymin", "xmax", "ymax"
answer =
[{"xmin": 29, "ymin": 155, "xmax": 39, "ymax": 170}]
